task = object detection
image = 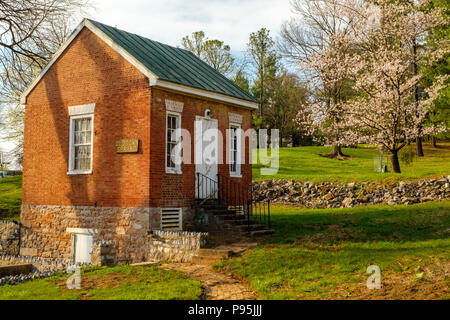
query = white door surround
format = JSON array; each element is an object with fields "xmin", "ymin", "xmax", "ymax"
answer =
[{"xmin": 195, "ymin": 115, "xmax": 218, "ymax": 199}]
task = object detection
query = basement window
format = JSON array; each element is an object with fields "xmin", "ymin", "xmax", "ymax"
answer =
[{"xmin": 160, "ymin": 208, "xmax": 182, "ymax": 231}]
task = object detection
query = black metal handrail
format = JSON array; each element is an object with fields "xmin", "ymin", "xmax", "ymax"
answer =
[
  {"xmin": 251, "ymin": 197, "xmax": 271, "ymax": 229},
  {"xmin": 195, "ymin": 172, "xmax": 271, "ymax": 231},
  {"xmin": 195, "ymin": 172, "xmax": 219, "ymax": 204}
]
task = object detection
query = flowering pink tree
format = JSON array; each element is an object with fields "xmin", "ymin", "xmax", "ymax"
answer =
[
  {"xmin": 296, "ymin": 33, "xmax": 359, "ymax": 156},
  {"xmin": 281, "ymin": 0, "xmax": 366, "ymax": 157},
  {"xmin": 341, "ymin": 0, "xmax": 448, "ymax": 172}
]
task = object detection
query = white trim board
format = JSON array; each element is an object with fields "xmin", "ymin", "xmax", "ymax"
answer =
[
  {"xmin": 66, "ymin": 227, "xmax": 97, "ymax": 235},
  {"xmin": 19, "ymin": 19, "xmax": 258, "ymax": 110},
  {"xmin": 68, "ymin": 103, "xmax": 95, "ymax": 116}
]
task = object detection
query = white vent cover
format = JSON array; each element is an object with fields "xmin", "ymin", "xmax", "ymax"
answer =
[{"xmin": 160, "ymin": 208, "xmax": 182, "ymax": 231}]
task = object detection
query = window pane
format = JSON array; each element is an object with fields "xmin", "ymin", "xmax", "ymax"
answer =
[
  {"xmin": 166, "ymin": 115, "xmax": 180, "ymax": 169},
  {"xmin": 230, "ymin": 126, "xmax": 239, "ymax": 173},
  {"xmin": 74, "ymin": 145, "xmax": 91, "ymax": 170},
  {"xmin": 71, "ymin": 116, "xmax": 93, "ymax": 171}
]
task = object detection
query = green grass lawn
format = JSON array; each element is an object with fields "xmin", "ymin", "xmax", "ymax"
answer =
[
  {"xmin": 253, "ymin": 143, "xmax": 450, "ymax": 182},
  {"xmin": 216, "ymin": 201, "xmax": 450, "ymax": 300},
  {"xmin": 0, "ymin": 265, "xmax": 202, "ymax": 300},
  {"xmin": 0, "ymin": 175, "xmax": 22, "ymax": 221}
]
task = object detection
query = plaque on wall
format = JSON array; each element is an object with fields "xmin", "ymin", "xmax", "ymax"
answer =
[{"xmin": 115, "ymin": 139, "xmax": 139, "ymax": 153}]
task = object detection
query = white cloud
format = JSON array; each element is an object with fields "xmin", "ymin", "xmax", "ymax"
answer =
[{"xmin": 90, "ymin": 0, "xmax": 293, "ymax": 54}]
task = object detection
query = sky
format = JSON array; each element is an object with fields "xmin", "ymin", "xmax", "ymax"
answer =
[
  {"xmin": 90, "ymin": 0, "xmax": 294, "ymax": 57},
  {"xmin": 1, "ymin": 0, "xmax": 296, "ymax": 161}
]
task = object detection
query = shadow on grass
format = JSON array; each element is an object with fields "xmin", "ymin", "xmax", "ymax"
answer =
[{"xmin": 264, "ymin": 201, "xmax": 450, "ymax": 245}]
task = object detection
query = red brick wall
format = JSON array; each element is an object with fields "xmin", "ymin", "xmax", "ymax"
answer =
[
  {"xmin": 23, "ymin": 27, "xmax": 253, "ymax": 210},
  {"xmin": 149, "ymin": 88, "xmax": 253, "ymax": 208},
  {"xmin": 23, "ymin": 27, "xmax": 151, "ymax": 207}
]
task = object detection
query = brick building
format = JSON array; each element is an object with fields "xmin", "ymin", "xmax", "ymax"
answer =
[{"xmin": 19, "ymin": 19, "xmax": 258, "ymax": 264}]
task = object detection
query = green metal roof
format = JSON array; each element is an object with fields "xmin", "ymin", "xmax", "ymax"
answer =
[{"xmin": 87, "ymin": 19, "xmax": 257, "ymax": 104}]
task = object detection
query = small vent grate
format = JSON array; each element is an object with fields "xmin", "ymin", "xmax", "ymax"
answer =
[{"xmin": 161, "ymin": 208, "xmax": 182, "ymax": 231}]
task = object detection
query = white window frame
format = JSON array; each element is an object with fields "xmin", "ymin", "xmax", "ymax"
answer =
[
  {"xmin": 68, "ymin": 113, "xmax": 94, "ymax": 175},
  {"xmin": 165, "ymin": 111, "xmax": 182, "ymax": 174},
  {"xmin": 229, "ymin": 122, "xmax": 242, "ymax": 178}
]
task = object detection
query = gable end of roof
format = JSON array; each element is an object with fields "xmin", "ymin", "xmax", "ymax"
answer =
[{"xmin": 20, "ymin": 19, "xmax": 258, "ymax": 109}]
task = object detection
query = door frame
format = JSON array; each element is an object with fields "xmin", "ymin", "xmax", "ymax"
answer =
[{"xmin": 194, "ymin": 115, "xmax": 218, "ymax": 199}]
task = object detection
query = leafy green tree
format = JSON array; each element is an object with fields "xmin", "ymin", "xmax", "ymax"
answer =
[
  {"xmin": 247, "ymin": 28, "xmax": 277, "ymax": 118},
  {"xmin": 181, "ymin": 31, "xmax": 235, "ymax": 76},
  {"xmin": 233, "ymin": 70, "xmax": 250, "ymax": 92},
  {"xmin": 181, "ymin": 31, "xmax": 206, "ymax": 58},
  {"xmin": 422, "ymin": 0, "xmax": 450, "ymax": 147},
  {"xmin": 264, "ymin": 70, "xmax": 308, "ymax": 147}
]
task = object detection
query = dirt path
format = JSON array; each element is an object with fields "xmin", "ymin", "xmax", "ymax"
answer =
[{"xmin": 162, "ymin": 262, "xmax": 257, "ymax": 300}]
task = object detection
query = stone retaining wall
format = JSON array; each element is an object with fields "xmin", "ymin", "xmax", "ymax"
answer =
[
  {"xmin": 253, "ymin": 176, "xmax": 450, "ymax": 208},
  {"xmin": 0, "ymin": 254, "xmax": 87, "ymax": 286},
  {"xmin": 0, "ymin": 221, "xmax": 20, "ymax": 255},
  {"xmin": 147, "ymin": 230, "xmax": 208, "ymax": 262},
  {"xmin": 0, "ymin": 264, "xmax": 33, "ymax": 278},
  {"xmin": 0, "ymin": 254, "xmax": 77, "ymax": 272}
]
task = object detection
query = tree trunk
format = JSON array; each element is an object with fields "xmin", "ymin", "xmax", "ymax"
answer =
[
  {"xmin": 259, "ymin": 68, "xmax": 264, "ymax": 118},
  {"xmin": 292, "ymin": 132, "xmax": 299, "ymax": 147},
  {"xmin": 416, "ymin": 137, "xmax": 424, "ymax": 157},
  {"xmin": 389, "ymin": 151, "xmax": 401, "ymax": 173},
  {"xmin": 331, "ymin": 145, "xmax": 345, "ymax": 157},
  {"xmin": 432, "ymin": 136, "xmax": 438, "ymax": 148},
  {"xmin": 413, "ymin": 40, "xmax": 424, "ymax": 158}
]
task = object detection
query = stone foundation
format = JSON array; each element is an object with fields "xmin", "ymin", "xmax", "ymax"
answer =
[
  {"xmin": 147, "ymin": 230, "xmax": 208, "ymax": 262},
  {"xmin": 20, "ymin": 205, "xmax": 151, "ymax": 264},
  {"xmin": 90, "ymin": 241, "xmax": 115, "ymax": 266},
  {"xmin": 0, "ymin": 221, "xmax": 20, "ymax": 255},
  {"xmin": 19, "ymin": 205, "xmax": 200, "ymax": 264}
]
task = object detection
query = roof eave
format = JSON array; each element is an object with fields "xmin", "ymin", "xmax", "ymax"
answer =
[{"xmin": 152, "ymin": 79, "xmax": 259, "ymax": 110}]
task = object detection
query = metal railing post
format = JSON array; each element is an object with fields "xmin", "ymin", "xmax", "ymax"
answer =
[
  {"xmin": 217, "ymin": 174, "xmax": 220, "ymax": 205},
  {"xmin": 196, "ymin": 172, "xmax": 199, "ymax": 200}
]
